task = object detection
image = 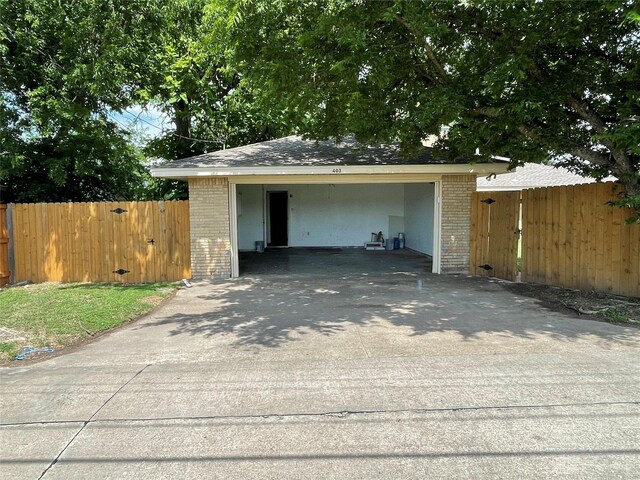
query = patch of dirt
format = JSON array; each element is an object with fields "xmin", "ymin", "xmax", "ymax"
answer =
[
  {"xmin": 502, "ymin": 282, "xmax": 640, "ymax": 327},
  {"xmin": 0, "ymin": 327, "xmax": 26, "ymax": 343},
  {"xmin": 140, "ymin": 295, "xmax": 165, "ymax": 306}
]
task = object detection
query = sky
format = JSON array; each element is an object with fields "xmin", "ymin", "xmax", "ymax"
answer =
[{"xmin": 108, "ymin": 105, "xmax": 170, "ymax": 143}]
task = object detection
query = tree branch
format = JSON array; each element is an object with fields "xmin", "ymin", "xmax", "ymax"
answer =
[
  {"xmin": 565, "ymin": 95, "xmax": 607, "ymax": 133},
  {"xmin": 585, "ymin": 41, "xmax": 633, "ymax": 69},
  {"xmin": 569, "ymin": 147, "xmax": 614, "ymax": 168},
  {"xmin": 564, "ymin": 94, "xmax": 634, "ymax": 174},
  {"xmin": 516, "ymin": 124, "xmax": 614, "ymax": 170},
  {"xmin": 394, "ymin": 14, "xmax": 449, "ymax": 84}
]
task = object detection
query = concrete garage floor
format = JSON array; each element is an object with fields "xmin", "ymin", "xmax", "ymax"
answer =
[
  {"xmin": 240, "ymin": 247, "xmax": 433, "ymax": 276},
  {"xmin": 1, "ymin": 250, "xmax": 639, "ymax": 479}
]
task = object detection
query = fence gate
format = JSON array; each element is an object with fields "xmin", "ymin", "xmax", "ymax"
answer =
[
  {"xmin": 11, "ymin": 201, "xmax": 191, "ymax": 283},
  {"xmin": 470, "ymin": 191, "xmax": 520, "ymax": 281}
]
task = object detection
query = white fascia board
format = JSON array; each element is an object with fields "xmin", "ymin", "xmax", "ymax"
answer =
[{"xmin": 151, "ymin": 162, "xmax": 510, "ymax": 179}]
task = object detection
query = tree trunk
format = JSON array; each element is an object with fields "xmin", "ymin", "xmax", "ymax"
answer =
[{"xmin": 173, "ymin": 99, "xmax": 193, "ymax": 159}]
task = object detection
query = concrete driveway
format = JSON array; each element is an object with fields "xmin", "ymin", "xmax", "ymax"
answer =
[{"xmin": 2, "ymin": 251, "xmax": 639, "ymax": 479}]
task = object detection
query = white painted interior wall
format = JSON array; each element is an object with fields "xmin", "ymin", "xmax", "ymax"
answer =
[
  {"xmin": 404, "ymin": 183, "xmax": 435, "ymax": 255},
  {"xmin": 236, "ymin": 183, "xmax": 434, "ymax": 255},
  {"xmin": 237, "ymin": 185, "xmax": 264, "ymax": 250}
]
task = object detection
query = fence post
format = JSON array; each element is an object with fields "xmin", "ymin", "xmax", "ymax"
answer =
[{"xmin": 7, "ymin": 203, "xmax": 15, "ymax": 284}]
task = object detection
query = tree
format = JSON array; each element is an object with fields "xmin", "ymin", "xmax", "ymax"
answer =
[
  {"xmin": 139, "ymin": 0, "xmax": 290, "ymax": 200},
  {"xmin": 230, "ymin": 0, "xmax": 640, "ymax": 220},
  {"xmin": 0, "ymin": 0, "xmax": 164, "ymax": 202}
]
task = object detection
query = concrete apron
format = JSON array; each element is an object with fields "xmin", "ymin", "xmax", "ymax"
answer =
[{"xmin": 2, "ymin": 255, "xmax": 639, "ymax": 479}]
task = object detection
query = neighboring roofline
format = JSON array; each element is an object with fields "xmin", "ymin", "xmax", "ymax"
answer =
[
  {"xmin": 476, "ymin": 185, "xmax": 526, "ymax": 191},
  {"xmin": 151, "ymin": 162, "xmax": 510, "ymax": 179}
]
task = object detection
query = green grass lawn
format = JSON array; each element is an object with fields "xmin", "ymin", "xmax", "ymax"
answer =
[{"xmin": 0, "ymin": 282, "xmax": 176, "ymax": 362}]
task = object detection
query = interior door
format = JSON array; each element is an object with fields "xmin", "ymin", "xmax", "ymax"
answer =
[{"xmin": 268, "ymin": 191, "xmax": 288, "ymax": 247}]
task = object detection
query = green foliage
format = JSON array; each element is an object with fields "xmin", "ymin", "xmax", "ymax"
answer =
[
  {"xmin": 4, "ymin": 0, "xmax": 636, "ymax": 213},
  {"xmin": 139, "ymin": 0, "xmax": 290, "ymax": 163},
  {"xmin": 0, "ymin": 0, "xmax": 288, "ymax": 202},
  {"xmin": 0, "ymin": 342, "xmax": 19, "ymax": 360},
  {"xmin": 0, "ymin": 282, "xmax": 175, "ymax": 361},
  {"xmin": 0, "ymin": 0, "xmax": 164, "ymax": 202},
  {"xmin": 608, "ymin": 187, "xmax": 640, "ymax": 224},
  {"xmin": 602, "ymin": 306, "xmax": 630, "ymax": 323},
  {"xmin": 231, "ymin": 0, "xmax": 640, "ymax": 219}
]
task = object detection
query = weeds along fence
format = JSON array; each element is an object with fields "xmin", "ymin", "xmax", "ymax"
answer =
[{"xmin": 6, "ymin": 201, "xmax": 191, "ymax": 284}]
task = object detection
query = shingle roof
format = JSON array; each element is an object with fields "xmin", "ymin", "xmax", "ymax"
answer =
[
  {"xmin": 477, "ymin": 163, "xmax": 601, "ymax": 190},
  {"xmin": 158, "ymin": 135, "xmax": 480, "ymax": 168}
]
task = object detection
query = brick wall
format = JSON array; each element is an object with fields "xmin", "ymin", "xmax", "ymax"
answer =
[
  {"xmin": 188, "ymin": 178, "xmax": 231, "ymax": 279},
  {"xmin": 440, "ymin": 175, "xmax": 476, "ymax": 273}
]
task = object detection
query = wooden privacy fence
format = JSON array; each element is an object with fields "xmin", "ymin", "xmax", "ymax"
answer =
[
  {"xmin": 0, "ymin": 205, "xmax": 9, "ymax": 287},
  {"xmin": 11, "ymin": 201, "xmax": 191, "ymax": 283},
  {"xmin": 522, "ymin": 183, "xmax": 639, "ymax": 297},
  {"xmin": 471, "ymin": 183, "xmax": 639, "ymax": 297}
]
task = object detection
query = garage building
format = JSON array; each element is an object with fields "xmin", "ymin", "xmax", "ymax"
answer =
[{"xmin": 151, "ymin": 136, "xmax": 508, "ymax": 278}]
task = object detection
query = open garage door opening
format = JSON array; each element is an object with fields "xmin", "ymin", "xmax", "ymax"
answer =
[{"xmin": 235, "ymin": 183, "xmax": 437, "ymax": 276}]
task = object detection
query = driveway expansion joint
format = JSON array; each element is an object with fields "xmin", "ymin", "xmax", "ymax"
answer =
[{"xmin": 36, "ymin": 364, "xmax": 152, "ymax": 479}]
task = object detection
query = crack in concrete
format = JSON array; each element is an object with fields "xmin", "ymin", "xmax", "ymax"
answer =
[
  {"xmin": 354, "ymin": 325, "xmax": 371, "ymax": 359},
  {"xmin": 36, "ymin": 364, "xmax": 151, "ymax": 479},
  {"xmin": 6, "ymin": 399, "xmax": 634, "ymax": 431}
]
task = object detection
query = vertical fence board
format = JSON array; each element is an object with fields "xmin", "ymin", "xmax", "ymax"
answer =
[
  {"xmin": 528, "ymin": 188, "xmax": 538, "ymax": 283},
  {"xmin": 525, "ymin": 189, "xmax": 534, "ymax": 282},
  {"xmin": 594, "ymin": 183, "xmax": 607, "ymax": 289},
  {"xmin": 0, "ymin": 205, "xmax": 9, "ymax": 287},
  {"xmin": 557, "ymin": 186, "xmax": 567, "ymax": 287},
  {"xmin": 178, "ymin": 200, "xmax": 191, "ymax": 279},
  {"xmin": 533, "ymin": 189, "xmax": 542, "ymax": 283},
  {"xmin": 587, "ymin": 183, "xmax": 599, "ymax": 289},
  {"xmin": 469, "ymin": 192, "xmax": 480, "ymax": 275},
  {"xmin": 578, "ymin": 185, "xmax": 589, "ymax": 290},
  {"xmin": 11, "ymin": 204, "xmax": 18, "ymax": 282},
  {"xmin": 13, "ymin": 205, "xmax": 23, "ymax": 282},
  {"xmin": 103, "ymin": 203, "xmax": 115, "ymax": 282},
  {"xmin": 469, "ymin": 192, "xmax": 488, "ymax": 277},
  {"xmin": 525, "ymin": 189, "xmax": 533, "ymax": 283},
  {"xmin": 564, "ymin": 186, "xmax": 575, "ymax": 288}
]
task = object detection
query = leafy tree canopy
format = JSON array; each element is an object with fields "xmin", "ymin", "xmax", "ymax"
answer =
[
  {"xmin": 231, "ymin": 0, "xmax": 640, "ymax": 219},
  {"xmin": 138, "ymin": 0, "xmax": 290, "ymax": 199},
  {"xmin": 0, "ymin": 0, "xmax": 289, "ymax": 203},
  {"xmin": 0, "ymin": 0, "xmax": 168, "ymax": 202}
]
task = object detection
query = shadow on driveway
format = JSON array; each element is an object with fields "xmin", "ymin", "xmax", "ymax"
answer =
[{"xmin": 136, "ymin": 271, "xmax": 640, "ymax": 350}]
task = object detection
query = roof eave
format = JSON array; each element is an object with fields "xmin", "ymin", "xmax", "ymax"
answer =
[{"xmin": 151, "ymin": 162, "xmax": 510, "ymax": 179}]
